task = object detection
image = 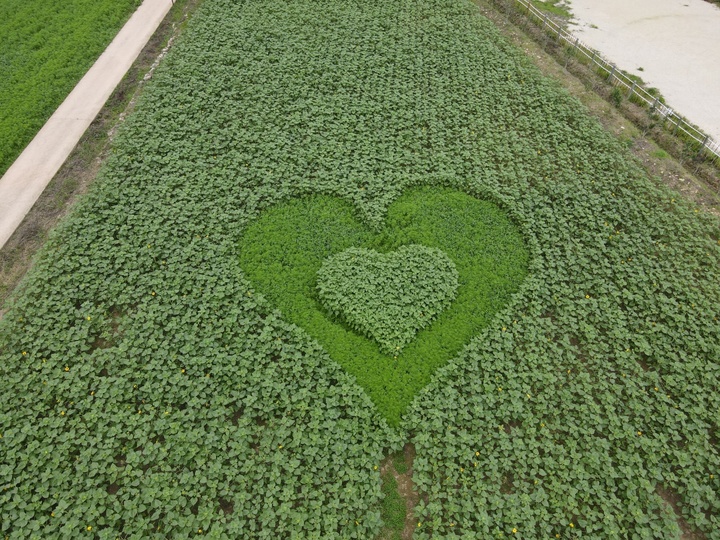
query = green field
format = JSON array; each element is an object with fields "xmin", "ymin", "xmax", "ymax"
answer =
[
  {"xmin": 1, "ymin": 0, "xmax": 719, "ymax": 537},
  {"xmin": 0, "ymin": 0, "xmax": 141, "ymax": 177}
]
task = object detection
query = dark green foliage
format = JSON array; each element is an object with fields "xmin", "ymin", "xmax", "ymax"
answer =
[
  {"xmin": 317, "ymin": 245, "xmax": 459, "ymax": 354},
  {"xmin": 0, "ymin": 0, "xmax": 141, "ymax": 176},
  {"xmin": 239, "ymin": 189, "xmax": 528, "ymax": 424},
  {"xmin": 0, "ymin": 0, "xmax": 719, "ymax": 537}
]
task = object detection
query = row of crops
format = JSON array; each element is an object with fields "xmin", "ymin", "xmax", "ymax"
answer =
[
  {"xmin": 0, "ymin": 0, "xmax": 141, "ymax": 177},
  {"xmin": 1, "ymin": 0, "xmax": 719, "ymax": 537}
]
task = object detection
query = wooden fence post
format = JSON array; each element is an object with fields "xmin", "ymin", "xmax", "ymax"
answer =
[{"xmin": 697, "ymin": 135, "xmax": 709, "ymax": 158}]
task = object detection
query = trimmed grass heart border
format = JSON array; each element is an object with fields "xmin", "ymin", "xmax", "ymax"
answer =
[{"xmin": 239, "ymin": 187, "xmax": 530, "ymax": 425}]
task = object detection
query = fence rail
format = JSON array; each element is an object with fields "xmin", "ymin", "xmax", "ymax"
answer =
[{"xmin": 496, "ymin": 0, "xmax": 720, "ymax": 163}]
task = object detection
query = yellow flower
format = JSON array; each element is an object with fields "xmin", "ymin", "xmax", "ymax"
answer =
[
  {"xmin": 86, "ymin": 526, "xmax": 92, "ymax": 531},
  {"xmin": 60, "ymin": 411, "xmax": 65, "ymax": 416},
  {"xmin": 569, "ymin": 523, "xmax": 574, "ymax": 528},
  {"xmin": 51, "ymin": 512, "xmax": 55, "ymax": 517},
  {"xmin": 64, "ymin": 366, "xmax": 70, "ymax": 372},
  {"xmin": 512, "ymin": 528, "xmax": 518, "ymax": 533},
  {"xmin": 21, "ymin": 351, "xmax": 27, "ymax": 356}
]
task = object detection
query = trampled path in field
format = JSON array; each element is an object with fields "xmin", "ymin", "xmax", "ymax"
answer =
[{"xmin": 0, "ymin": 0, "xmax": 174, "ymax": 250}]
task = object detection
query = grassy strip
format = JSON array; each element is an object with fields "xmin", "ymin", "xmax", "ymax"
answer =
[
  {"xmin": 530, "ymin": 0, "xmax": 571, "ymax": 18},
  {"xmin": 0, "ymin": 0, "xmax": 141, "ymax": 177},
  {"xmin": 379, "ymin": 474, "xmax": 405, "ymax": 538}
]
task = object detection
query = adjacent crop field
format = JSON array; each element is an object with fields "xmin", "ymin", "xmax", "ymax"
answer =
[
  {"xmin": 1, "ymin": 0, "xmax": 719, "ymax": 538},
  {"xmin": 0, "ymin": 0, "xmax": 141, "ymax": 177}
]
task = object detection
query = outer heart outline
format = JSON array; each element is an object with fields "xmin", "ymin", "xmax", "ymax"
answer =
[{"xmin": 239, "ymin": 186, "xmax": 529, "ymax": 425}]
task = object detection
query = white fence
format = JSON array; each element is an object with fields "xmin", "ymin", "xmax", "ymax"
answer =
[{"xmin": 496, "ymin": 0, "xmax": 720, "ymax": 163}]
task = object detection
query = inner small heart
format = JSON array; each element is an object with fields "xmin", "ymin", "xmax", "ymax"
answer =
[{"xmin": 316, "ymin": 245, "xmax": 459, "ymax": 355}]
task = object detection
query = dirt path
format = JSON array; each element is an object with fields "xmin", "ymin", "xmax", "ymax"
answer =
[
  {"xmin": 567, "ymin": 0, "xmax": 720, "ymax": 142},
  {"xmin": 0, "ymin": 0, "xmax": 174, "ymax": 250}
]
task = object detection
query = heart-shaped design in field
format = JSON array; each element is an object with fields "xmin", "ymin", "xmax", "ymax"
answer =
[
  {"xmin": 317, "ymin": 245, "xmax": 459, "ymax": 355},
  {"xmin": 239, "ymin": 187, "xmax": 529, "ymax": 425}
]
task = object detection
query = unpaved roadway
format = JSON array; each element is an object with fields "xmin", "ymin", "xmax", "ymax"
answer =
[{"xmin": 568, "ymin": 0, "xmax": 720, "ymax": 143}]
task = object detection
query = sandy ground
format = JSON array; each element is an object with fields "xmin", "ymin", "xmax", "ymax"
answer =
[
  {"xmin": 567, "ymin": 0, "xmax": 720, "ymax": 143},
  {"xmin": 0, "ymin": 0, "xmax": 173, "ymax": 250}
]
